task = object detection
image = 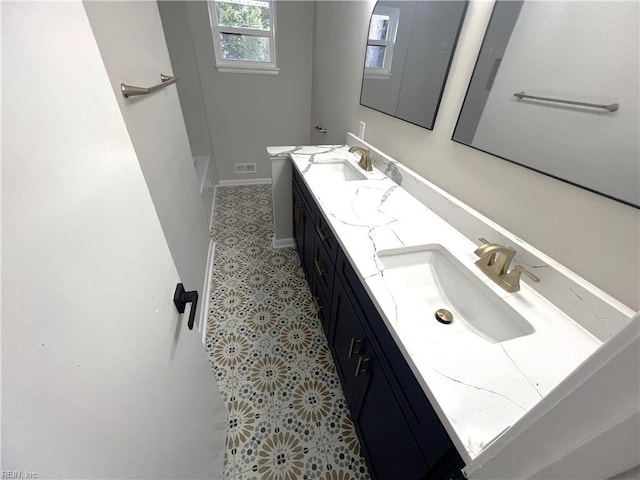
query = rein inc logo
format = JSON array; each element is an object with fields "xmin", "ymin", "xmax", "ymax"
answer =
[{"xmin": 2, "ymin": 472, "xmax": 38, "ymax": 479}]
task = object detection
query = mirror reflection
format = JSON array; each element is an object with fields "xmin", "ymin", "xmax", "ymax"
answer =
[
  {"xmin": 453, "ymin": 0, "xmax": 639, "ymax": 207},
  {"xmin": 360, "ymin": 1, "xmax": 467, "ymax": 130}
]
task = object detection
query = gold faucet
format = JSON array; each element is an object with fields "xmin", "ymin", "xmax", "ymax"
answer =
[
  {"xmin": 348, "ymin": 146, "xmax": 373, "ymax": 172},
  {"xmin": 474, "ymin": 238, "xmax": 539, "ymax": 292}
]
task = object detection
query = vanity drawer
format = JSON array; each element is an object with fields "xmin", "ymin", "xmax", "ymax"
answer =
[
  {"xmin": 292, "ymin": 165, "xmax": 315, "ymax": 220},
  {"xmin": 314, "ymin": 212, "xmax": 338, "ymax": 266},
  {"xmin": 310, "ymin": 275, "xmax": 331, "ymax": 336},
  {"xmin": 312, "ymin": 231, "xmax": 335, "ymax": 302}
]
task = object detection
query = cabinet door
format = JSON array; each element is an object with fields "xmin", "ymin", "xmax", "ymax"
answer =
[
  {"xmin": 314, "ymin": 213, "xmax": 338, "ymax": 265},
  {"xmin": 301, "ymin": 199, "xmax": 316, "ymax": 279},
  {"xmin": 358, "ymin": 357, "xmax": 429, "ymax": 479},
  {"xmin": 292, "ymin": 183, "xmax": 316, "ymax": 278},
  {"xmin": 292, "ymin": 184, "xmax": 305, "ymax": 268},
  {"xmin": 330, "ymin": 276, "xmax": 371, "ymax": 417},
  {"xmin": 311, "ymin": 233, "xmax": 335, "ymax": 301},
  {"xmin": 310, "ymin": 276, "xmax": 331, "ymax": 335},
  {"xmin": 336, "ymin": 249, "xmax": 460, "ymax": 472}
]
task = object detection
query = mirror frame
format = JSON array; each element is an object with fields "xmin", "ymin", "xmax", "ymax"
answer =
[{"xmin": 451, "ymin": 0, "xmax": 639, "ymax": 209}]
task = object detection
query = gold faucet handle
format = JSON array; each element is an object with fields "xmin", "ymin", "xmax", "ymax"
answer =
[
  {"xmin": 501, "ymin": 264, "xmax": 540, "ymax": 292},
  {"xmin": 512, "ymin": 265, "xmax": 540, "ymax": 283}
]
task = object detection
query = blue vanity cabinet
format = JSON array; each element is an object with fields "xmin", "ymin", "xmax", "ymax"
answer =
[
  {"xmin": 310, "ymin": 275, "xmax": 331, "ymax": 335},
  {"xmin": 291, "ymin": 163, "xmax": 464, "ymax": 479},
  {"xmin": 292, "ymin": 178, "xmax": 316, "ymax": 280},
  {"xmin": 292, "ymin": 183, "xmax": 306, "ymax": 267},
  {"xmin": 331, "ymin": 261, "xmax": 430, "ymax": 479},
  {"xmin": 314, "ymin": 213, "xmax": 339, "ymax": 264},
  {"xmin": 329, "ymin": 275, "xmax": 372, "ymax": 417},
  {"xmin": 358, "ymin": 355, "xmax": 431, "ymax": 479},
  {"xmin": 311, "ymin": 231, "xmax": 336, "ymax": 303},
  {"xmin": 293, "ymin": 166, "xmax": 339, "ymax": 335},
  {"xmin": 334, "ymin": 249, "xmax": 465, "ymax": 480}
]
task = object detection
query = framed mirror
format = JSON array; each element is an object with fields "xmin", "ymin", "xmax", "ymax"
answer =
[
  {"xmin": 360, "ymin": 1, "xmax": 468, "ymax": 130},
  {"xmin": 453, "ymin": 1, "xmax": 639, "ymax": 208}
]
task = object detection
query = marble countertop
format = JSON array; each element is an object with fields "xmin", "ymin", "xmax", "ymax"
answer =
[{"xmin": 270, "ymin": 145, "xmax": 602, "ymax": 463}]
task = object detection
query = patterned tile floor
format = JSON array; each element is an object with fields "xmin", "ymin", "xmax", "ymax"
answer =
[{"xmin": 206, "ymin": 185, "xmax": 371, "ymax": 480}]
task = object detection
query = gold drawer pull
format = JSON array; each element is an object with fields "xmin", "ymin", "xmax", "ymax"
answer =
[
  {"xmin": 315, "ymin": 225, "xmax": 328, "ymax": 242},
  {"xmin": 314, "ymin": 260, "xmax": 325, "ymax": 276},
  {"xmin": 295, "ymin": 205, "xmax": 303, "ymax": 225},
  {"xmin": 312, "ymin": 296, "xmax": 322, "ymax": 313},
  {"xmin": 355, "ymin": 356, "xmax": 370, "ymax": 378},
  {"xmin": 348, "ymin": 337, "xmax": 363, "ymax": 358}
]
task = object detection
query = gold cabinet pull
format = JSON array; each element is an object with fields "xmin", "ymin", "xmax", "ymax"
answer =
[
  {"xmin": 355, "ymin": 356, "xmax": 370, "ymax": 377},
  {"xmin": 295, "ymin": 205, "xmax": 303, "ymax": 225},
  {"xmin": 348, "ymin": 337, "xmax": 363, "ymax": 358},
  {"xmin": 315, "ymin": 225, "xmax": 328, "ymax": 242},
  {"xmin": 314, "ymin": 260, "xmax": 325, "ymax": 276},
  {"xmin": 312, "ymin": 296, "xmax": 322, "ymax": 313}
]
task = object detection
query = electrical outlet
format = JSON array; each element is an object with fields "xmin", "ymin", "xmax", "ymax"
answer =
[{"xmin": 358, "ymin": 121, "xmax": 366, "ymax": 139}]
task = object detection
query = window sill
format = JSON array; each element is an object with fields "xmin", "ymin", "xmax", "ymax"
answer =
[
  {"xmin": 215, "ymin": 65, "xmax": 280, "ymax": 75},
  {"xmin": 364, "ymin": 73, "xmax": 392, "ymax": 80}
]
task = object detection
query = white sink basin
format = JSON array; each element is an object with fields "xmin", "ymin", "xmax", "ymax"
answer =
[
  {"xmin": 306, "ymin": 161, "xmax": 367, "ymax": 182},
  {"xmin": 376, "ymin": 244, "xmax": 535, "ymax": 343}
]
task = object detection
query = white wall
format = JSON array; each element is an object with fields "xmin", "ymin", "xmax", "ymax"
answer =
[
  {"xmin": 473, "ymin": 1, "xmax": 639, "ymax": 207},
  {"xmin": 157, "ymin": 0, "xmax": 218, "ymax": 186},
  {"xmin": 311, "ymin": 0, "xmax": 639, "ymax": 310},
  {"xmin": 311, "ymin": 1, "xmax": 371, "ymax": 146},
  {"xmin": 182, "ymin": 0, "xmax": 314, "ymax": 182},
  {"xmin": 83, "ymin": 1, "xmax": 211, "ymax": 310}
]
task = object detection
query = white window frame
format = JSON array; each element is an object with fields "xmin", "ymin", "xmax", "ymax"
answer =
[
  {"xmin": 207, "ymin": 0, "xmax": 279, "ymax": 75},
  {"xmin": 364, "ymin": 5, "xmax": 399, "ymax": 79}
]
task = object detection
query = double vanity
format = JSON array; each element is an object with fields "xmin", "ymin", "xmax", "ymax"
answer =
[{"xmin": 267, "ymin": 139, "xmax": 623, "ymax": 479}]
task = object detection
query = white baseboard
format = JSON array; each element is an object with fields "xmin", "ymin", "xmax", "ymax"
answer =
[
  {"xmin": 272, "ymin": 237, "xmax": 295, "ymax": 249},
  {"xmin": 209, "ymin": 185, "xmax": 218, "ymax": 233},
  {"xmin": 193, "ymin": 156, "xmax": 210, "ymax": 194},
  {"xmin": 217, "ymin": 178, "xmax": 272, "ymax": 186},
  {"xmin": 199, "ymin": 237, "xmax": 216, "ymax": 345}
]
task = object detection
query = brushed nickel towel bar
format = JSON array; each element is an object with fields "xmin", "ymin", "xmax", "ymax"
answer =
[
  {"xmin": 513, "ymin": 91, "xmax": 619, "ymax": 112},
  {"xmin": 121, "ymin": 74, "xmax": 177, "ymax": 98}
]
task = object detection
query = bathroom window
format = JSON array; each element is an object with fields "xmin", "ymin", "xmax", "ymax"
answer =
[
  {"xmin": 364, "ymin": 6, "xmax": 399, "ymax": 78},
  {"xmin": 208, "ymin": 0, "xmax": 278, "ymax": 74}
]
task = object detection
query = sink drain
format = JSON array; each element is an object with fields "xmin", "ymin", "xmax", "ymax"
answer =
[{"xmin": 435, "ymin": 308, "xmax": 453, "ymax": 324}]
